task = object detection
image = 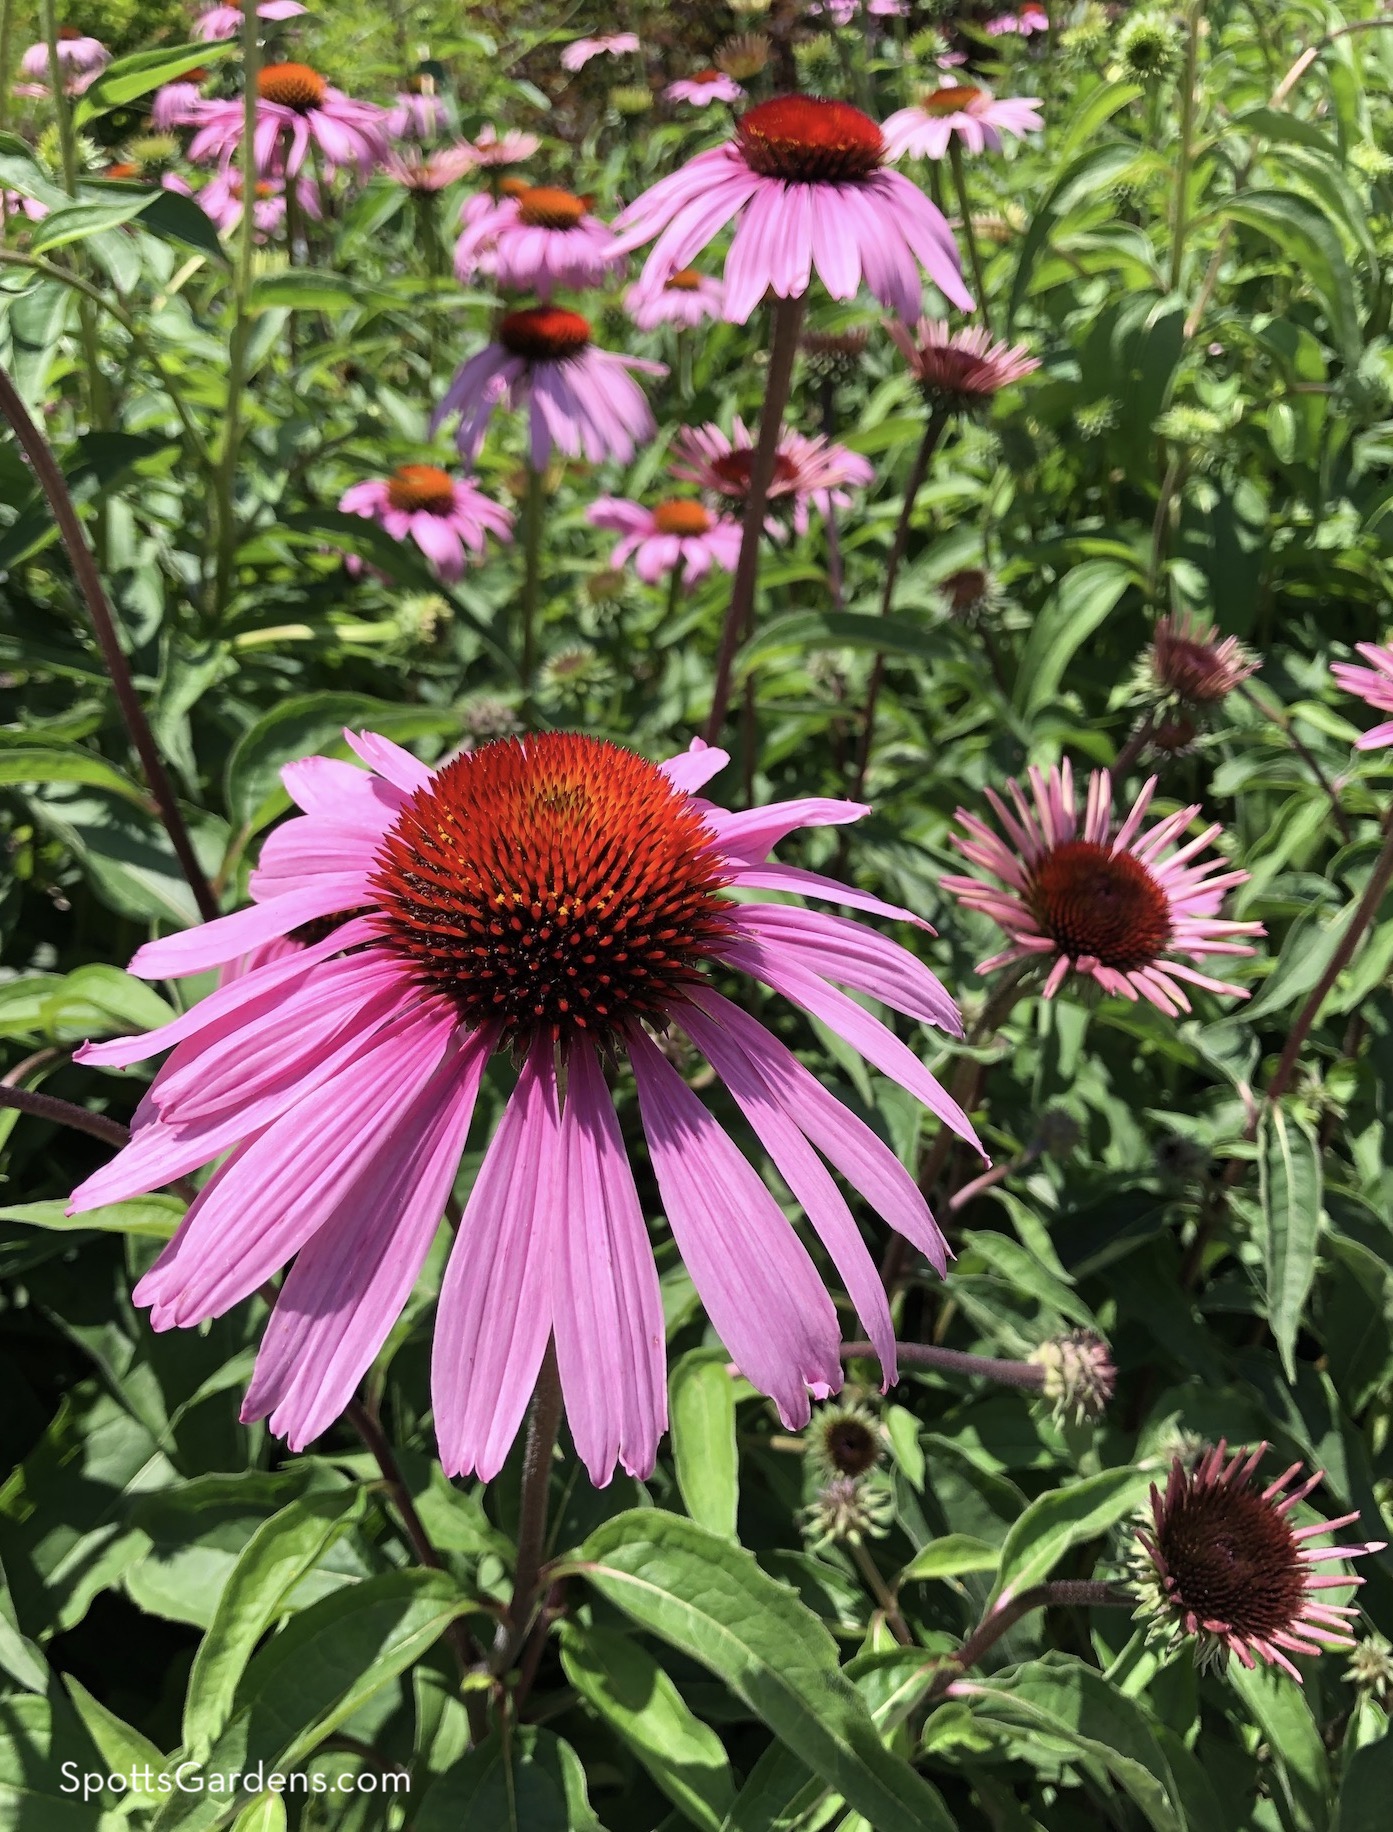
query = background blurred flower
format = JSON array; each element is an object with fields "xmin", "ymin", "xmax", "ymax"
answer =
[
  {"xmin": 385, "ymin": 88, "xmax": 450, "ymax": 142},
  {"xmin": 665, "ymin": 72, "xmax": 745, "ymax": 107},
  {"xmin": 19, "ymin": 29, "xmax": 108, "ymax": 80},
  {"xmin": 435, "ymin": 306, "xmax": 664, "ymax": 469},
  {"xmin": 339, "ymin": 466, "xmax": 512, "ymax": 582},
  {"xmin": 944, "ymin": 762, "xmax": 1263, "ymax": 1013},
  {"xmin": 150, "ymin": 75, "xmax": 207, "ymax": 131},
  {"xmin": 889, "ymin": 318, "xmax": 1040, "ymax": 415},
  {"xmin": 627, "ymin": 267, "xmax": 724, "ymax": 329},
  {"xmin": 454, "ymin": 186, "xmax": 625, "ymax": 297},
  {"xmin": 194, "ymin": 2, "xmax": 307, "ymax": 39},
  {"xmin": 561, "ymin": 34, "xmax": 641, "ymax": 71},
  {"xmin": 1332, "ymin": 640, "xmax": 1393, "ymax": 748},
  {"xmin": 883, "ymin": 87, "xmax": 1044, "ymax": 161},
  {"xmin": 190, "ymin": 62, "xmax": 389, "ymax": 180},
  {"xmin": 671, "ymin": 418, "xmax": 874, "ymax": 534},
  {"xmin": 587, "ymin": 497, "xmax": 743, "ymax": 589}
]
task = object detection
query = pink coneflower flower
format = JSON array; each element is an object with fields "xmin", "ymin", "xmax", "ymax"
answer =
[
  {"xmin": 70, "ymin": 731, "xmax": 975, "ymax": 1480},
  {"xmin": 671, "ymin": 417, "xmax": 874, "ymax": 535},
  {"xmin": 627, "ymin": 266, "xmax": 724, "ymax": 330},
  {"xmin": 178, "ymin": 167, "xmax": 316, "ymax": 238},
  {"xmin": 19, "ymin": 28, "xmax": 108, "ymax": 81},
  {"xmin": 665, "ymin": 71, "xmax": 745, "ymax": 107},
  {"xmin": 385, "ymin": 89, "xmax": 449, "ymax": 141},
  {"xmin": 467, "ymin": 124, "xmax": 540, "ymax": 168},
  {"xmin": 380, "ymin": 144, "xmax": 476, "ymax": 192},
  {"xmin": 613, "ymin": 94, "xmax": 972, "ymax": 324},
  {"xmin": 150, "ymin": 73, "xmax": 207, "ymax": 131},
  {"xmin": 561, "ymin": 34, "xmax": 641, "ymax": 72},
  {"xmin": 1, "ymin": 188, "xmax": 47, "ymax": 222},
  {"xmin": 987, "ymin": 5, "xmax": 1049, "ymax": 34},
  {"xmin": 189, "ymin": 63, "xmax": 389, "ymax": 181},
  {"xmin": 1149, "ymin": 612, "xmax": 1258, "ymax": 709},
  {"xmin": 587, "ymin": 497, "xmax": 743, "ymax": 589},
  {"xmin": 889, "ymin": 318, "xmax": 1040, "ymax": 415},
  {"xmin": 194, "ymin": 2, "xmax": 307, "ymax": 40},
  {"xmin": 1134, "ymin": 1442, "xmax": 1385, "ymax": 1680},
  {"xmin": 435, "ymin": 306, "xmax": 664, "ymax": 470},
  {"xmin": 338, "ymin": 465, "xmax": 512, "ymax": 583},
  {"xmin": 942, "ymin": 762, "xmax": 1263, "ymax": 1014},
  {"xmin": 883, "ymin": 87, "xmax": 1043, "ymax": 161},
  {"xmin": 453, "ymin": 186, "xmax": 625, "ymax": 298},
  {"xmin": 1332, "ymin": 640, "xmax": 1393, "ymax": 749}
]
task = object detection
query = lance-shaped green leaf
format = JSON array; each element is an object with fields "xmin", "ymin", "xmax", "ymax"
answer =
[
  {"xmin": 561, "ymin": 1623, "xmax": 736, "ymax": 1831},
  {"xmin": 565, "ymin": 1511, "xmax": 956, "ymax": 1832},
  {"xmin": 1229, "ymin": 1659, "xmax": 1332, "ymax": 1828},
  {"xmin": 1257, "ymin": 1103, "xmax": 1323, "ymax": 1380},
  {"xmin": 991, "ymin": 1466, "xmax": 1152, "ymax": 1606},
  {"xmin": 669, "ymin": 1349, "xmax": 739, "ymax": 1540},
  {"xmin": 415, "ymin": 1728, "xmax": 601, "ymax": 1832},
  {"xmin": 960, "ymin": 1653, "xmax": 1185, "ymax": 1832}
]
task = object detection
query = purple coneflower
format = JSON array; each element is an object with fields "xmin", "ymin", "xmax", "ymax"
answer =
[
  {"xmin": 380, "ymin": 145, "xmax": 476, "ymax": 193},
  {"xmin": 1148, "ymin": 612, "xmax": 1258, "ymax": 710},
  {"xmin": 561, "ymin": 34, "xmax": 641, "ymax": 72},
  {"xmin": 665, "ymin": 72, "xmax": 745, "ymax": 107},
  {"xmin": 613, "ymin": 93, "xmax": 971, "ymax": 323},
  {"xmin": 435, "ymin": 306, "xmax": 664, "ymax": 469},
  {"xmin": 19, "ymin": 27, "xmax": 108, "ymax": 80},
  {"xmin": 150, "ymin": 73, "xmax": 207, "ymax": 131},
  {"xmin": 889, "ymin": 318, "xmax": 1039, "ymax": 415},
  {"xmin": 189, "ymin": 62, "xmax": 389, "ymax": 181},
  {"xmin": 671, "ymin": 417, "xmax": 874, "ymax": 536},
  {"xmin": 194, "ymin": 1, "xmax": 306, "ymax": 39},
  {"xmin": 627, "ymin": 267, "xmax": 724, "ymax": 330},
  {"xmin": 1134, "ymin": 1442, "xmax": 1385, "ymax": 1680},
  {"xmin": 1332, "ymin": 640, "xmax": 1393, "ymax": 749},
  {"xmin": 942, "ymin": 761, "xmax": 1263, "ymax": 1014},
  {"xmin": 453, "ymin": 186, "xmax": 625, "ymax": 298},
  {"xmin": 467, "ymin": 124, "xmax": 540, "ymax": 168},
  {"xmin": 587, "ymin": 497, "xmax": 743, "ymax": 590},
  {"xmin": 987, "ymin": 5, "xmax": 1049, "ymax": 34},
  {"xmin": 1, "ymin": 189, "xmax": 47, "ymax": 223},
  {"xmin": 338, "ymin": 466, "xmax": 513, "ymax": 582},
  {"xmin": 385, "ymin": 88, "xmax": 449, "ymax": 142},
  {"xmin": 71, "ymin": 732, "xmax": 975, "ymax": 1481},
  {"xmin": 883, "ymin": 86, "xmax": 1043, "ymax": 161}
]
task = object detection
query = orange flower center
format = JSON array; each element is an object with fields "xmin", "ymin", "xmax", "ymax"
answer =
[
  {"xmin": 499, "ymin": 175, "xmax": 530, "ymax": 197},
  {"xmin": 666, "ymin": 267, "xmax": 704, "ymax": 291},
  {"xmin": 105, "ymin": 162, "xmax": 139, "ymax": 179},
  {"xmin": 257, "ymin": 62, "xmax": 328, "ymax": 112},
  {"xmin": 736, "ymin": 95, "xmax": 884, "ymax": 184},
  {"xmin": 58, "ymin": 25, "xmax": 80, "ymax": 40},
  {"xmin": 372, "ymin": 733, "xmax": 736, "ymax": 1045},
  {"xmin": 918, "ymin": 85, "xmax": 984, "ymax": 117},
  {"xmin": 692, "ymin": 69, "xmax": 723, "ymax": 84},
  {"xmin": 515, "ymin": 185, "xmax": 590, "ymax": 229},
  {"xmin": 386, "ymin": 465, "xmax": 456, "ymax": 515},
  {"xmin": 498, "ymin": 306, "xmax": 592, "ymax": 361},
  {"xmin": 708, "ymin": 448, "xmax": 799, "ymax": 497},
  {"xmin": 652, "ymin": 499, "xmax": 713, "ymax": 536},
  {"xmin": 1026, "ymin": 840, "xmax": 1171, "ymax": 972}
]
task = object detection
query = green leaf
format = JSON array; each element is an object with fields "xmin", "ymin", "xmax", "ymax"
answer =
[
  {"xmin": 1257, "ymin": 1103, "xmax": 1323, "ymax": 1381},
  {"xmin": 230, "ymin": 1798, "xmax": 288, "ymax": 1832},
  {"xmin": 963, "ymin": 1653, "xmax": 1185, "ymax": 1832},
  {"xmin": 0, "ymin": 1197, "xmax": 184, "ymax": 1240},
  {"xmin": 223, "ymin": 692, "xmax": 459, "ymax": 831},
  {"xmin": 561, "ymin": 1623, "xmax": 736, "ymax": 1832},
  {"xmin": 415, "ymin": 1728, "xmax": 602, "ymax": 1832},
  {"xmin": 668, "ymin": 1349, "xmax": 739, "ymax": 1541},
  {"xmin": 1013, "ymin": 560, "xmax": 1134, "ymax": 716},
  {"xmin": 0, "ymin": 744, "xmax": 149, "ymax": 807},
  {"xmin": 1220, "ymin": 191, "xmax": 1361, "ymax": 359},
  {"xmin": 567, "ymin": 1510, "xmax": 957, "ymax": 1832},
  {"xmin": 742, "ymin": 609, "xmax": 951, "ymax": 672},
  {"xmin": 74, "ymin": 41, "xmax": 235, "ymax": 118},
  {"xmin": 1335, "ymin": 1731, "xmax": 1393, "ymax": 1832},
  {"xmin": 182, "ymin": 1488, "xmax": 369, "ymax": 1755},
  {"xmin": 63, "ymin": 1677, "xmax": 168, "ymax": 1813},
  {"xmin": 1008, "ymin": 143, "xmax": 1141, "ymax": 331},
  {"xmin": 246, "ymin": 270, "xmax": 364, "ymax": 313},
  {"xmin": 30, "ymin": 198, "xmax": 154, "ymax": 253},
  {"xmin": 991, "ymin": 1467, "xmax": 1152, "ymax": 1606},
  {"xmin": 1228, "ymin": 1659, "xmax": 1332, "ymax": 1829},
  {"xmin": 152, "ymin": 1571, "xmax": 476, "ymax": 1832},
  {"xmin": 901, "ymin": 1534, "xmax": 1001, "ymax": 1584},
  {"xmin": 0, "ymin": 1693, "xmax": 124, "ymax": 1829}
]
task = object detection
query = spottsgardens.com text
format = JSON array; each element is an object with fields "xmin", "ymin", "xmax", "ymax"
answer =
[{"xmin": 58, "ymin": 1762, "xmax": 409, "ymax": 1802}]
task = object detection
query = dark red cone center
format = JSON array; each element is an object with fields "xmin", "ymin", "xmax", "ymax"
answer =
[
  {"xmin": 1026, "ymin": 839, "xmax": 1171, "ymax": 971},
  {"xmin": 736, "ymin": 95, "xmax": 885, "ymax": 184}
]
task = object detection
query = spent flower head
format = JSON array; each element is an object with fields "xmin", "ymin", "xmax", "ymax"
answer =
[
  {"xmin": 802, "ymin": 1474, "xmax": 895, "ymax": 1550},
  {"xmin": 1345, "ymin": 1633, "xmax": 1393, "ymax": 1707},
  {"xmin": 1028, "ymin": 1330, "xmax": 1117, "ymax": 1426},
  {"xmin": 1133, "ymin": 1442, "xmax": 1386, "ymax": 1680},
  {"xmin": 1114, "ymin": 10, "xmax": 1183, "ymax": 84},
  {"xmin": 807, "ymin": 1400, "xmax": 885, "ymax": 1479}
]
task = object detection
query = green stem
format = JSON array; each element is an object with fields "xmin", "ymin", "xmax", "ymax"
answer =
[
  {"xmin": 1169, "ymin": 3, "xmax": 1202, "ymax": 295},
  {"xmin": 493, "ymin": 1341, "xmax": 563, "ymax": 1674},
  {"xmin": 703, "ymin": 292, "xmax": 806, "ymax": 742},
  {"xmin": 664, "ymin": 554, "xmax": 685, "ymax": 626},
  {"xmin": 948, "ymin": 139, "xmax": 991, "ymax": 336},
  {"xmin": 0, "ymin": 0, "xmax": 15, "ymax": 132},
  {"xmin": 210, "ymin": 2, "xmax": 262, "ymax": 623},
  {"xmin": 926, "ymin": 1581, "xmax": 1131, "ymax": 1703},
  {"xmin": 520, "ymin": 464, "xmax": 544, "ymax": 710}
]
